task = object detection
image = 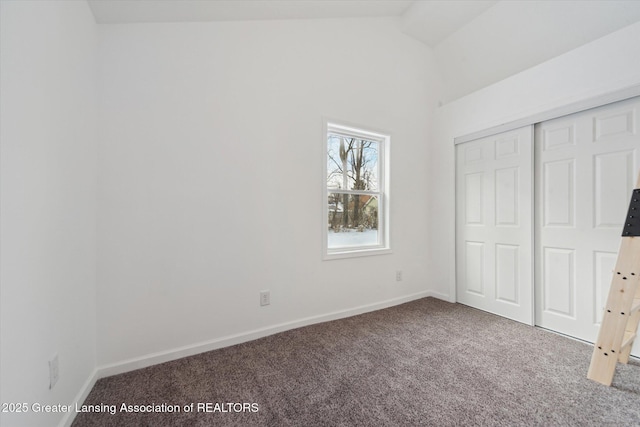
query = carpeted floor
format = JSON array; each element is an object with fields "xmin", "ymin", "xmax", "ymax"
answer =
[{"xmin": 72, "ymin": 298, "xmax": 640, "ymax": 426}]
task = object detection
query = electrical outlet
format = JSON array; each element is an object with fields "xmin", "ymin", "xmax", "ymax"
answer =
[
  {"xmin": 260, "ymin": 290, "xmax": 270, "ymax": 306},
  {"xmin": 396, "ymin": 270, "xmax": 403, "ymax": 281},
  {"xmin": 49, "ymin": 353, "xmax": 59, "ymax": 389}
]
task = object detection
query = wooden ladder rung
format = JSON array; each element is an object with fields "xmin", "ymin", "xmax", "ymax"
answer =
[
  {"xmin": 621, "ymin": 331, "xmax": 636, "ymax": 350},
  {"xmin": 631, "ymin": 297, "xmax": 640, "ymax": 314}
]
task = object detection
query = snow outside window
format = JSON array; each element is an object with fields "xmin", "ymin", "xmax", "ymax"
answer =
[{"xmin": 323, "ymin": 120, "xmax": 391, "ymax": 260}]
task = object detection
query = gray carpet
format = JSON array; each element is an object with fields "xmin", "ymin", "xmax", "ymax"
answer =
[{"xmin": 72, "ymin": 298, "xmax": 640, "ymax": 426}]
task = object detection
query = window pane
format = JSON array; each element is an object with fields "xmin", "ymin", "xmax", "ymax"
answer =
[
  {"xmin": 327, "ymin": 193, "xmax": 379, "ymax": 248},
  {"xmin": 327, "ymin": 134, "xmax": 379, "ymax": 191}
]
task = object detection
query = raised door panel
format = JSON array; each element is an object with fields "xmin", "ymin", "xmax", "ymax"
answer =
[
  {"xmin": 464, "ymin": 145, "xmax": 485, "ymax": 164},
  {"xmin": 594, "ymin": 151, "xmax": 635, "ymax": 228},
  {"xmin": 496, "ymin": 244, "xmax": 519, "ymax": 304},
  {"xmin": 543, "ymin": 159, "xmax": 575, "ymax": 227},
  {"xmin": 593, "ymin": 109, "xmax": 635, "ymax": 142},
  {"xmin": 542, "ymin": 247, "xmax": 575, "ymax": 318},
  {"xmin": 542, "ymin": 124, "xmax": 575, "ymax": 151},
  {"xmin": 495, "ymin": 167, "xmax": 519, "ymax": 226},
  {"xmin": 464, "ymin": 242, "xmax": 485, "ymax": 296},
  {"xmin": 495, "ymin": 136, "xmax": 519, "ymax": 159},
  {"xmin": 465, "ymin": 172, "xmax": 484, "ymax": 225}
]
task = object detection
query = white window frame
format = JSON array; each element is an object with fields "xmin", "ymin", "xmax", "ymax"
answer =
[{"xmin": 322, "ymin": 119, "xmax": 391, "ymax": 260}]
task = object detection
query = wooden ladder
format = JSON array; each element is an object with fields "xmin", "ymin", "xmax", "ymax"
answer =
[{"xmin": 587, "ymin": 173, "xmax": 640, "ymax": 386}]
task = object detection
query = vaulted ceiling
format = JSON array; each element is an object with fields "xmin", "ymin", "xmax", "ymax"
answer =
[
  {"xmin": 88, "ymin": 0, "xmax": 415, "ymax": 24},
  {"xmin": 87, "ymin": 0, "xmax": 640, "ymax": 103}
]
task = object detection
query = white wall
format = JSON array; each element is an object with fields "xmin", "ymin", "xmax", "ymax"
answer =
[
  {"xmin": 430, "ymin": 21, "xmax": 640, "ymax": 301},
  {"xmin": 0, "ymin": 1, "xmax": 97, "ymax": 426},
  {"xmin": 96, "ymin": 18, "xmax": 442, "ymax": 367},
  {"xmin": 435, "ymin": 1, "xmax": 640, "ymax": 103}
]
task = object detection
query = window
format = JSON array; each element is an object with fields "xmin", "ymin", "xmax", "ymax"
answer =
[{"xmin": 323, "ymin": 120, "xmax": 390, "ymax": 259}]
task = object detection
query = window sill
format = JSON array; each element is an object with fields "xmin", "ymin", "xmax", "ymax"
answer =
[{"xmin": 323, "ymin": 247, "xmax": 392, "ymax": 261}]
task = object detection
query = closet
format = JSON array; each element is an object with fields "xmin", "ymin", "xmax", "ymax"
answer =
[{"xmin": 456, "ymin": 96, "xmax": 640, "ymax": 357}]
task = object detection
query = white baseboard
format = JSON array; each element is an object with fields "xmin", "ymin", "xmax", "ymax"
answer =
[
  {"xmin": 96, "ymin": 291, "xmax": 435, "ymax": 380},
  {"xmin": 426, "ymin": 289, "xmax": 452, "ymax": 302},
  {"xmin": 58, "ymin": 368, "xmax": 99, "ymax": 427}
]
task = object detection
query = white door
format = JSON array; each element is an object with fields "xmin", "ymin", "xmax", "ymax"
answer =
[
  {"xmin": 535, "ymin": 96, "xmax": 640, "ymax": 357},
  {"xmin": 456, "ymin": 126, "xmax": 533, "ymax": 324}
]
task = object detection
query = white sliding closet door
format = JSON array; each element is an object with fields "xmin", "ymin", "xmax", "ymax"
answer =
[
  {"xmin": 535, "ymin": 96, "xmax": 640, "ymax": 357},
  {"xmin": 456, "ymin": 126, "xmax": 533, "ymax": 324}
]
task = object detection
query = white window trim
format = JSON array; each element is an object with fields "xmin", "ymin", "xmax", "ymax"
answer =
[{"xmin": 322, "ymin": 118, "xmax": 391, "ymax": 260}]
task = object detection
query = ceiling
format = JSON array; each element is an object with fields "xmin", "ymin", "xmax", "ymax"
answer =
[
  {"xmin": 87, "ymin": 1, "xmax": 414, "ymax": 23},
  {"xmin": 87, "ymin": 0, "xmax": 496, "ymax": 48},
  {"xmin": 401, "ymin": 0, "xmax": 496, "ymax": 46}
]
